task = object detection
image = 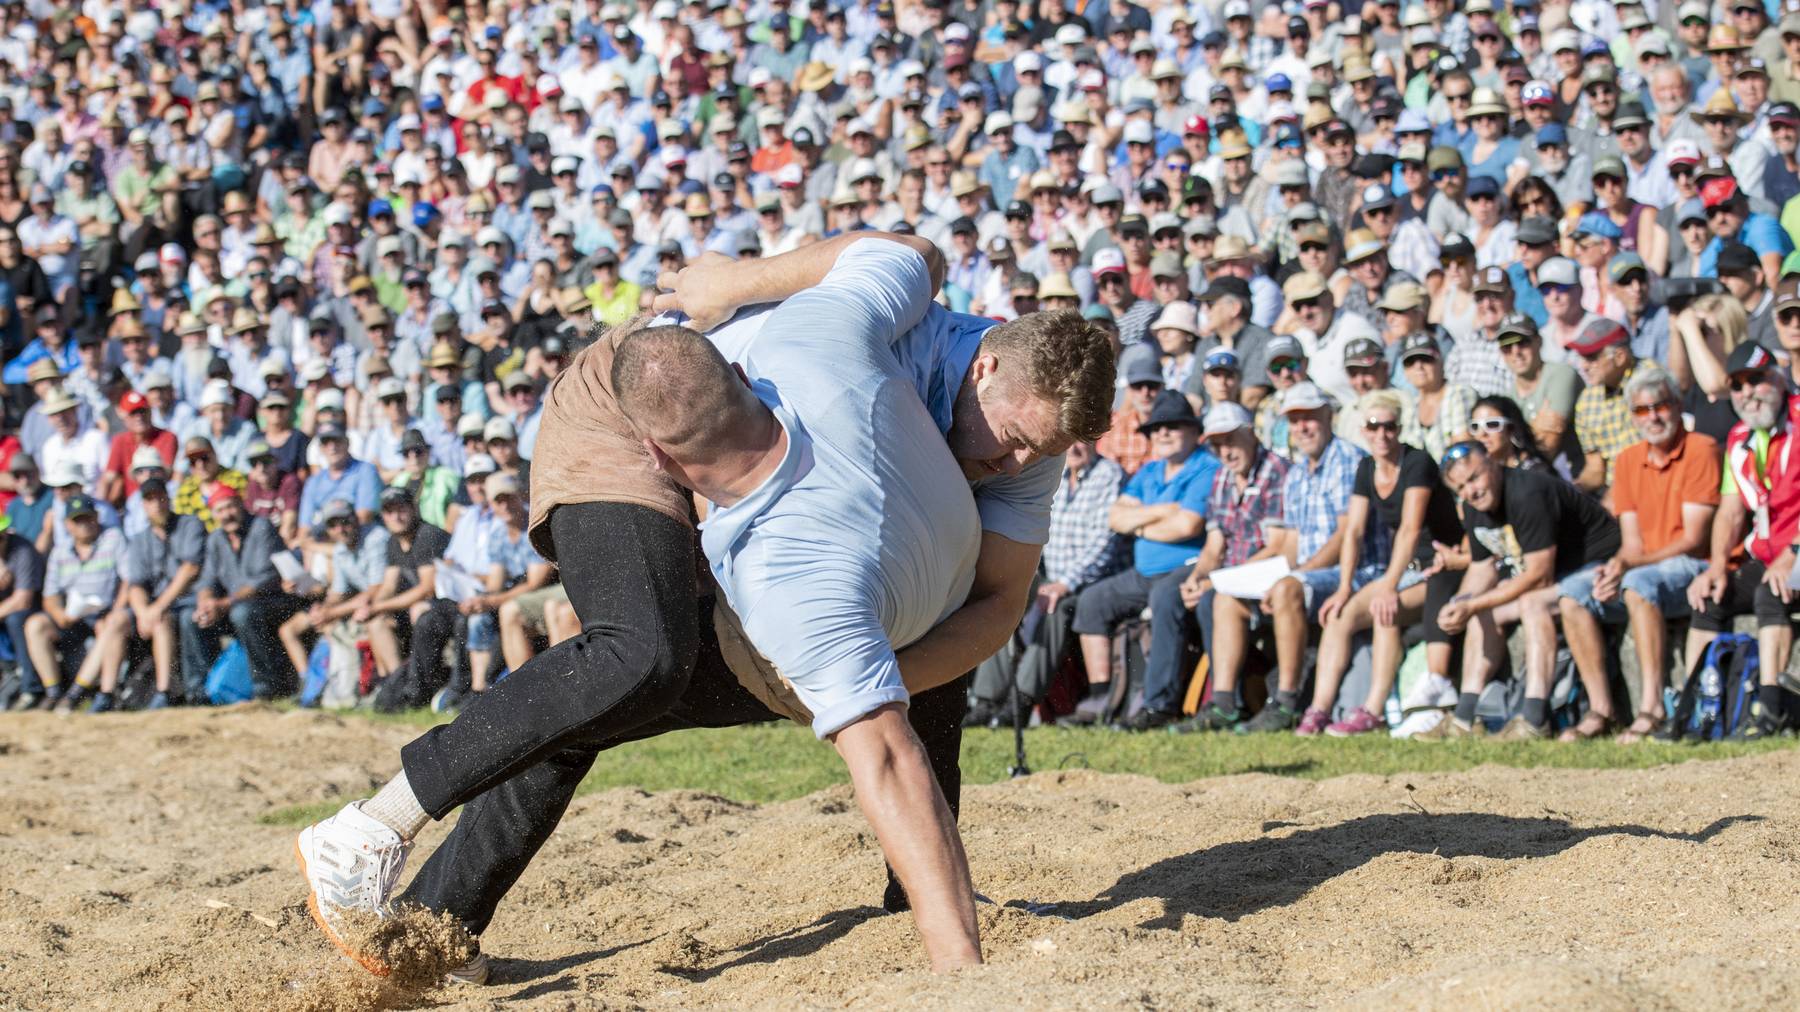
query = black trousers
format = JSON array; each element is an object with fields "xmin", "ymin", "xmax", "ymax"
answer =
[{"xmin": 398, "ymin": 502, "xmax": 968, "ymax": 935}]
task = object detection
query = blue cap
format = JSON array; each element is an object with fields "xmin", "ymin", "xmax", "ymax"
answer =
[
  {"xmin": 412, "ymin": 201, "xmax": 440, "ymax": 227},
  {"xmin": 422, "ymin": 93, "xmax": 445, "ymax": 111},
  {"xmin": 1266, "ymin": 73, "xmax": 1292, "ymax": 93},
  {"xmin": 770, "ymin": 12, "xmax": 789, "ymax": 29},
  {"xmin": 1466, "ymin": 174, "xmax": 1499, "ymax": 198},
  {"xmin": 591, "ymin": 183, "xmax": 615, "ymax": 198},
  {"xmin": 1580, "ymin": 38, "xmax": 1608, "ymax": 59},
  {"xmin": 1677, "ymin": 197, "xmax": 1707, "ymax": 224},
  {"xmin": 1204, "ymin": 347, "xmax": 1241, "ymax": 373},
  {"xmin": 1575, "ymin": 211, "xmax": 1623, "ymax": 240},
  {"xmin": 368, "ymin": 198, "xmax": 393, "ymax": 218},
  {"xmin": 362, "ymin": 98, "xmax": 386, "ymax": 117},
  {"xmin": 1274, "ymin": 122, "xmax": 1302, "ymax": 147},
  {"xmin": 484, "ymin": 24, "xmax": 503, "ymax": 39},
  {"xmin": 1535, "ymin": 122, "xmax": 1567, "ymax": 147}
]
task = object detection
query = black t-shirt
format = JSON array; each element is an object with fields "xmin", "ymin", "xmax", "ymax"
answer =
[
  {"xmin": 1463, "ymin": 466, "xmax": 1620, "ymax": 579},
  {"xmin": 385, "ymin": 522, "xmax": 451, "ymax": 592},
  {"xmin": 1353, "ymin": 447, "xmax": 1465, "ymax": 564},
  {"xmin": 1683, "ymin": 385, "xmax": 1739, "ymax": 448}
]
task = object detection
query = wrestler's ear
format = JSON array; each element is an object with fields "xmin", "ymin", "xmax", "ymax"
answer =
[
  {"xmin": 968, "ymin": 352, "xmax": 1000, "ymax": 389},
  {"xmin": 642, "ymin": 438, "xmax": 673, "ymax": 473},
  {"xmin": 731, "ymin": 362, "xmax": 752, "ymax": 388}
]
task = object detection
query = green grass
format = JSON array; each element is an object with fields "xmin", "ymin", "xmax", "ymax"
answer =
[{"xmin": 253, "ymin": 711, "xmax": 1800, "ymax": 827}]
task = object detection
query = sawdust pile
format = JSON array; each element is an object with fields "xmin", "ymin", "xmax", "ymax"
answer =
[{"xmin": 0, "ymin": 705, "xmax": 1794, "ymax": 1009}]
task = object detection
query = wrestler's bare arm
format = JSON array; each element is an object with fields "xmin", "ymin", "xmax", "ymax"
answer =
[{"xmin": 650, "ymin": 231, "xmax": 947, "ymax": 330}]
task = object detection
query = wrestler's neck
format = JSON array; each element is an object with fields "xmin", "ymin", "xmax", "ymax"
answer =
[{"xmin": 687, "ymin": 411, "xmax": 790, "ymax": 510}]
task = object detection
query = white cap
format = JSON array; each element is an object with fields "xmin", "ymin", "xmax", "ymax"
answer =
[
  {"xmin": 1014, "ymin": 51, "xmax": 1044, "ymax": 73},
  {"xmin": 315, "ymin": 388, "xmax": 347, "ymax": 411},
  {"xmin": 130, "ymin": 446, "xmax": 168, "ymax": 473},
  {"xmin": 1201, "ymin": 401, "xmax": 1253, "ymax": 438},
  {"xmin": 1123, "ymin": 120, "xmax": 1154, "ymax": 144},
  {"xmin": 200, "ymin": 379, "xmax": 234, "ymax": 409},
  {"xmin": 984, "ymin": 111, "xmax": 1014, "ymax": 134},
  {"xmin": 849, "ymin": 157, "xmax": 881, "ymax": 182},
  {"xmin": 898, "ymin": 59, "xmax": 925, "ymax": 78},
  {"xmin": 44, "ymin": 459, "xmax": 86, "ymax": 488},
  {"xmin": 458, "ymin": 413, "xmax": 487, "ymax": 438},
  {"xmin": 1055, "ymin": 24, "xmax": 1086, "ymax": 46},
  {"xmin": 1280, "ymin": 381, "xmax": 1331, "ymax": 413},
  {"xmin": 484, "ymin": 417, "xmax": 517, "ymax": 442},
  {"xmin": 375, "ymin": 376, "xmax": 407, "ymax": 400},
  {"xmin": 551, "ymin": 154, "xmax": 579, "ymax": 174},
  {"xmin": 463, "ymin": 452, "xmax": 498, "ymax": 477}
]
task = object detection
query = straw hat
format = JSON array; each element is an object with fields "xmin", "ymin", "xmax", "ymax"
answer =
[
  {"xmin": 1691, "ymin": 89, "xmax": 1752, "ymax": 125},
  {"xmin": 1465, "ymin": 87, "xmax": 1508, "ymax": 118}
]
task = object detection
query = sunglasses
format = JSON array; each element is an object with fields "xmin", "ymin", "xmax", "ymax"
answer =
[
  {"xmin": 1730, "ymin": 371, "xmax": 1773, "ymax": 393},
  {"xmin": 1469, "ymin": 417, "xmax": 1509, "ymax": 435},
  {"xmin": 1439, "ymin": 440, "xmax": 1482, "ymax": 470},
  {"xmin": 1540, "ymin": 283, "xmax": 1577, "ymax": 296},
  {"xmin": 1431, "ymin": 168, "xmax": 1462, "ymax": 181},
  {"xmin": 1780, "ymin": 309, "xmax": 1800, "ymax": 326},
  {"xmin": 1299, "ymin": 242, "xmax": 1328, "ymax": 253},
  {"xmin": 1268, "ymin": 357, "xmax": 1303, "ymax": 373},
  {"xmin": 1128, "ymin": 380, "xmax": 1164, "ymax": 391},
  {"xmin": 1363, "ymin": 418, "xmax": 1399, "ymax": 433},
  {"xmin": 1630, "ymin": 399, "xmax": 1677, "ymax": 418}
]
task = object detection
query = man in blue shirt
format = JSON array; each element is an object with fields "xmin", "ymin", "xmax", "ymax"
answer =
[
  {"xmin": 1697, "ymin": 177, "xmax": 1793, "ymax": 279},
  {"xmin": 1066, "ymin": 391, "xmax": 1219, "ymax": 720},
  {"xmin": 296, "ymin": 233, "xmax": 1116, "ymax": 980},
  {"xmin": 295, "ymin": 424, "xmax": 382, "ymax": 543}
]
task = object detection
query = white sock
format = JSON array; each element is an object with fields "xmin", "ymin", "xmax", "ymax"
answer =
[{"xmin": 361, "ymin": 770, "xmax": 431, "ymax": 839}]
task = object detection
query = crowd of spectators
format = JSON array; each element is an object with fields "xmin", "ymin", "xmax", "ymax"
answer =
[{"xmin": 4, "ymin": 0, "xmax": 1800, "ymax": 742}]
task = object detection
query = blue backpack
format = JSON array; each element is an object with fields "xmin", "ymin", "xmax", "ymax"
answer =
[{"xmin": 1667, "ymin": 634, "xmax": 1759, "ymax": 741}]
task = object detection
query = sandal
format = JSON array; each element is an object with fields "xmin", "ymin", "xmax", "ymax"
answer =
[
  {"xmin": 1557, "ymin": 711, "xmax": 1616, "ymax": 742},
  {"xmin": 1614, "ymin": 711, "xmax": 1662, "ymax": 744}
]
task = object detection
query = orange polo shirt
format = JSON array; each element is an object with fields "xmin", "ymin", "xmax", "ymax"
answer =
[{"xmin": 1610, "ymin": 431, "xmax": 1720, "ymax": 557}]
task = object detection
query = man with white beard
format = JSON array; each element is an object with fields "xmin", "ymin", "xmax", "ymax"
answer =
[{"xmin": 1685, "ymin": 337, "xmax": 1800, "ymax": 739}]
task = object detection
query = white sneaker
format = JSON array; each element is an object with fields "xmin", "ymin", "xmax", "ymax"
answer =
[
  {"xmin": 295, "ymin": 802, "xmax": 414, "ymax": 976},
  {"xmin": 1400, "ymin": 673, "xmax": 1459, "ymax": 713},
  {"xmin": 1391, "ymin": 709, "xmax": 1446, "ymax": 739},
  {"xmin": 444, "ymin": 950, "xmax": 491, "ymax": 986}
]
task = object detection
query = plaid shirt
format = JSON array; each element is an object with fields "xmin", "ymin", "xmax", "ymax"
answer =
[
  {"xmin": 1097, "ymin": 406, "xmax": 1152, "ymax": 476},
  {"xmin": 1207, "ymin": 447, "xmax": 1290, "ymax": 567},
  {"xmin": 1574, "ymin": 365, "xmax": 1637, "ymax": 487},
  {"xmin": 1043, "ymin": 456, "xmax": 1130, "ymax": 591},
  {"xmin": 1443, "ymin": 327, "xmax": 1514, "ymax": 399},
  {"xmin": 1281, "ymin": 436, "xmax": 1367, "ymax": 565},
  {"xmin": 1244, "ymin": 34, "xmax": 1284, "ymax": 75}
]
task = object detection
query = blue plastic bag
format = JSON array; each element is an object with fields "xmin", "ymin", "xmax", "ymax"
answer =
[
  {"xmin": 205, "ymin": 641, "xmax": 253, "ymax": 705},
  {"xmin": 299, "ymin": 640, "xmax": 332, "ymax": 707}
]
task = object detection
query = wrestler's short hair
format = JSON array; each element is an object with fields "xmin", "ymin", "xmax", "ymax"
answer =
[
  {"xmin": 611, "ymin": 322, "xmax": 753, "ymax": 452},
  {"xmin": 977, "ymin": 310, "xmax": 1116, "ymax": 443}
]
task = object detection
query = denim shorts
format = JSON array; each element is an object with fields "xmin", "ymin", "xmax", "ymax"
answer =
[
  {"xmin": 1557, "ymin": 555, "xmax": 1708, "ymax": 622},
  {"xmin": 1292, "ymin": 563, "xmax": 1388, "ymax": 620},
  {"xmin": 467, "ymin": 611, "xmax": 498, "ymax": 651}
]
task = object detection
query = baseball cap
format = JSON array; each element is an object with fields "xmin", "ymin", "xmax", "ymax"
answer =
[
  {"xmin": 1496, "ymin": 313, "xmax": 1540, "ymax": 346},
  {"xmin": 1537, "ymin": 257, "xmax": 1580, "ymax": 287},
  {"xmin": 1199, "ymin": 400, "xmax": 1253, "ymax": 438},
  {"xmin": 1567, "ymin": 317, "xmax": 1629, "ymax": 356},
  {"xmin": 1203, "ymin": 348, "xmax": 1241, "ymax": 373},
  {"xmin": 1399, "ymin": 332, "xmax": 1442, "ymax": 362},
  {"xmin": 1608, "ymin": 252, "xmax": 1649, "ymax": 284},
  {"xmin": 1197, "ymin": 276, "xmax": 1252, "ymax": 304},
  {"xmin": 1727, "ymin": 341, "xmax": 1780, "ymax": 375},
  {"xmin": 1574, "ymin": 212, "xmax": 1623, "ymax": 241},
  {"xmin": 1716, "ymin": 242, "xmax": 1760, "ymax": 276},
  {"xmin": 1343, "ymin": 337, "xmax": 1385, "ymax": 367},
  {"xmin": 1091, "ymin": 248, "xmax": 1127, "ymax": 276},
  {"xmin": 1279, "ymin": 381, "xmax": 1330, "ymax": 413}
]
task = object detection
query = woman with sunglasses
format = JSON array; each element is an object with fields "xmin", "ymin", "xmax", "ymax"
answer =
[
  {"xmin": 1298, "ymin": 390, "xmax": 1466, "ymax": 737},
  {"xmin": 1669, "ymin": 291, "xmax": 1753, "ymax": 445},
  {"xmin": 1468, "ymin": 394, "xmax": 1551, "ymax": 471}
]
